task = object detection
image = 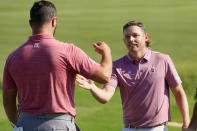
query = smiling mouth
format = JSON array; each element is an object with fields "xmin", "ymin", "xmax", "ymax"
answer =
[{"xmin": 128, "ymin": 43, "xmax": 138, "ymax": 48}]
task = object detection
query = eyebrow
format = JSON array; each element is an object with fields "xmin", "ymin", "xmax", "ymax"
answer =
[{"xmin": 125, "ymin": 32, "xmax": 140, "ymax": 36}]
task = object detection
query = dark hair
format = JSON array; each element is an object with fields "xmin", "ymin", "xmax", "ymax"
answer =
[
  {"xmin": 123, "ymin": 20, "xmax": 152, "ymax": 48},
  {"xmin": 30, "ymin": 0, "xmax": 57, "ymax": 26}
]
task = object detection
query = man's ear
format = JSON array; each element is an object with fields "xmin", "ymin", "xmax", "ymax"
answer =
[
  {"xmin": 145, "ymin": 33, "xmax": 149, "ymax": 41},
  {"xmin": 29, "ymin": 20, "xmax": 33, "ymax": 28},
  {"xmin": 51, "ymin": 17, "xmax": 57, "ymax": 28}
]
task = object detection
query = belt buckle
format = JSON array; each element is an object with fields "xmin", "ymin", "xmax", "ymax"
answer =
[
  {"xmin": 128, "ymin": 125, "xmax": 137, "ymax": 128},
  {"xmin": 158, "ymin": 122, "xmax": 167, "ymax": 126}
]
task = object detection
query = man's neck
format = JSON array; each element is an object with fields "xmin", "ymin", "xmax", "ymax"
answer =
[
  {"xmin": 129, "ymin": 48, "xmax": 147, "ymax": 61},
  {"xmin": 32, "ymin": 25, "xmax": 54, "ymax": 36},
  {"xmin": 32, "ymin": 30, "xmax": 53, "ymax": 36}
]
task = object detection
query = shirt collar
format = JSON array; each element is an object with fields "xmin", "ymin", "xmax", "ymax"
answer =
[
  {"xmin": 28, "ymin": 34, "xmax": 54, "ymax": 42},
  {"xmin": 127, "ymin": 48, "xmax": 151, "ymax": 63}
]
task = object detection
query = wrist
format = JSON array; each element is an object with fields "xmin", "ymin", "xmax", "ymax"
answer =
[
  {"xmin": 90, "ymin": 84, "xmax": 96, "ymax": 90},
  {"xmin": 183, "ymin": 119, "xmax": 190, "ymax": 127},
  {"xmin": 102, "ymin": 49, "xmax": 111, "ymax": 57}
]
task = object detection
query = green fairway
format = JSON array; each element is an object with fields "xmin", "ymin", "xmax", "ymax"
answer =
[{"xmin": 1, "ymin": 0, "xmax": 197, "ymax": 130}]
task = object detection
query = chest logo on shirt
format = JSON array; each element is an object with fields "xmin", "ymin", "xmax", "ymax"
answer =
[
  {"xmin": 33, "ymin": 43, "xmax": 39, "ymax": 48},
  {"xmin": 150, "ymin": 65, "xmax": 157, "ymax": 73}
]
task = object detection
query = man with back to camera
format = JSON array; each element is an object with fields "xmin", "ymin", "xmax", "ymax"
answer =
[
  {"xmin": 76, "ymin": 20, "xmax": 190, "ymax": 131},
  {"xmin": 2, "ymin": 0, "xmax": 112, "ymax": 131}
]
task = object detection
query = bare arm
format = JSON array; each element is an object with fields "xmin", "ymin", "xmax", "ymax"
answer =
[
  {"xmin": 76, "ymin": 75, "xmax": 115, "ymax": 104},
  {"xmin": 170, "ymin": 84, "xmax": 190, "ymax": 130},
  {"xmin": 3, "ymin": 88, "xmax": 18, "ymax": 125},
  {"xmin": 90, "ymin": 42, "xmax": 112, "ymax": 84}
]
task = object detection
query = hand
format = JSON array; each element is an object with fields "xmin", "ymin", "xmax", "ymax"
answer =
[
  {"xmin": 93, "ymin": 42, "xmax": 110, "ymax": 55},
  {"xmin": 76, "ymin": 75, "xmax": 95, "ymax": 90},
  {"xmin": 182, "ymin": 124, "xmax": 190, "ymax": 131},
  {"xmin": 182, "ymin": 119, "xmax": 190, "ymax": 131}
]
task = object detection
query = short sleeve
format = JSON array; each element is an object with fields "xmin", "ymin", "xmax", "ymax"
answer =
[
  {"xmin": 2, "ymin": 57, "xmax": 17, "ymax": 90},
  {"xmin": 165, "ymin": 55, "xmax": 182, "ymax": 88},
  {"xmin": 67, "ymin": 44, "xmax": 99, "ymax": 78}
]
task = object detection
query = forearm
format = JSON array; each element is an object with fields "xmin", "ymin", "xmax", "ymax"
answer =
[
  {"xmin": 4, "ymin": 103, "xmax": 18, "ymax": 125},
  {"xmin": 3, "ymin": 88, "xmax": 18, "ymax": 125},
  {"xmin": 99, "ymin": 51, "xmax": 112, "ymax": 80},
  {"xmin": 90, "ymin": 52, "xmax": 112, "ymax": 84},
  {"xmin": 90, "ymin": 84, "xmax": 114, "ymax": 104},
  {"xmin": 90, "ymin": 42, "xmax": 112, "ymax": 83},
  {"xmin": 101, "ymin": 50, "xmax": 112, "ymax": 73},
  {"xmin": 174, "ymin": 89, "xmax": 190, "ymax": 127}
]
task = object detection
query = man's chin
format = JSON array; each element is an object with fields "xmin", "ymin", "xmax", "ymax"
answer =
[{"xmin": 128, "ymin": 47, "xmax": 138, "ymax": 52}]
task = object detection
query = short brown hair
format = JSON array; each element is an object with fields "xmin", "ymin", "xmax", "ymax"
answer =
[{"xmin": 123, "ymin": 20, "xmax": 152, "ymax": 48}]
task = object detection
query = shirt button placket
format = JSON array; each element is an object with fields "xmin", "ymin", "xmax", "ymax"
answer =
[
  {"xmin": 137, "ymin": 62, "xmax": 140, "ymax": 79},
  {"xmin": 138, "ymin": 60, "xmax": 143, "ymax": 79}
]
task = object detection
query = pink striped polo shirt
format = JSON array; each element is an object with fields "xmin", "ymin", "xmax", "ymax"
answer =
[
  {"xmin": 107, "ymin": 49, "xmax": 182, "ymax": 127},
  {"xmin": 2, "ymin": 34, "xmax": 99, "ymax": 116}
]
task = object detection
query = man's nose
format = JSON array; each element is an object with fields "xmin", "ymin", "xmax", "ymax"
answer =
[{"xmin": 129, "ymin": 36, "xmax": 135, "ymax": 42}]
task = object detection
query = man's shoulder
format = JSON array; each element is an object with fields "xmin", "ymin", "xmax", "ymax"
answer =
[
  {"xmin": 151, "ymin": 50, "xmax": 170, "ymax": 60},
  {"xmin": 5, "ymin": 43, "xmax": 26, "ymax": 66},
  {"xmin": 7, "ymin": 43, "xmax": 26, "ymax": 59},
  {"xmin": 54, "ymin": 40, "xmax": 80, "ymax": 51},
  {"xmin": 53, "ymin": 39, "xmax": 73, "ymax": 47}
]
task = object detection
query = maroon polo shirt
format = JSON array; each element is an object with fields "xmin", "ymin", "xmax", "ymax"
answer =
[{"xmin": 2, "ymin": 34, "xmax": 99, "ymax": 116}]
